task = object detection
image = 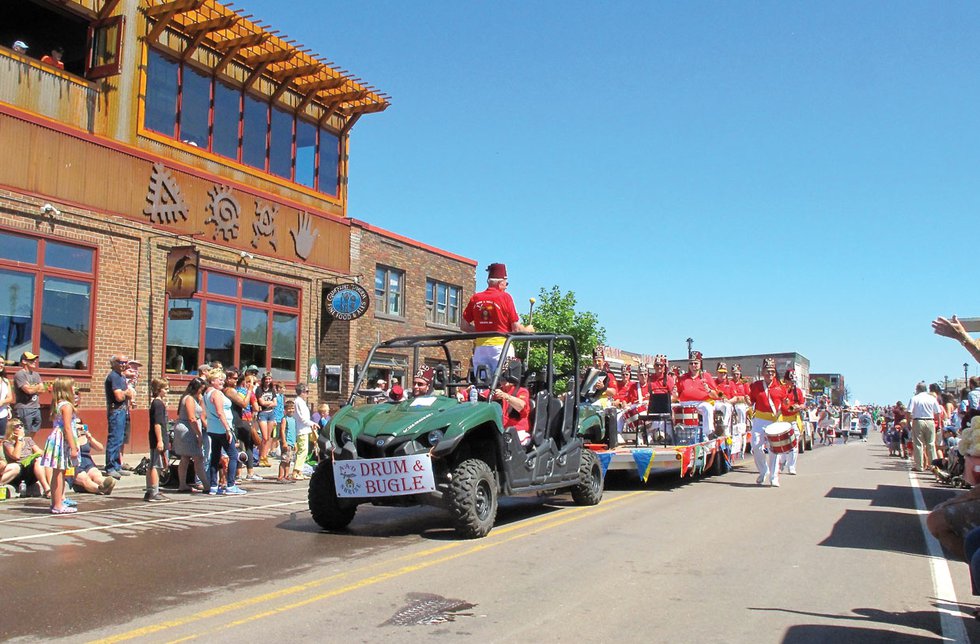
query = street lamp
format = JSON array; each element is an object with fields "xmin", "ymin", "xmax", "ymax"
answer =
[
  {"xmin": 966, "ymin": 363, "xmax": 971, "ymax": 390},
  {"xmin": 686, "ymin": 337, "xmax": 694, "ymax": 358}
]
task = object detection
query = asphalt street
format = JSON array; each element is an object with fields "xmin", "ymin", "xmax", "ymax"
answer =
[{"xmin": 1, "ymin": 438, "xmax": 977, "ymax": 643}]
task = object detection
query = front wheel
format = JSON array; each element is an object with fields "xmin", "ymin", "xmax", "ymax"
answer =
[
  {"xmin": 309, "ymin": 460, "xmax": 357, "ymax": 531},
  {"xmin": 571, "ymin": 449, "xmax": 603, "ymax": 505},
  {"xmin": 447, "ymin": 459, "xmax": 498, "ymax": 539}
]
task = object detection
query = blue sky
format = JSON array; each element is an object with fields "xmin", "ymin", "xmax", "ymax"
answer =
[{"xmin": 244, "ymin": 0, "xmax": 980, "ymax": 404}]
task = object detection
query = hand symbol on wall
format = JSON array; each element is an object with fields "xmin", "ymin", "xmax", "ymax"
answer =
[{"xmin": 290, "ymin": 211, "xmax": 319, "ymax": 260}]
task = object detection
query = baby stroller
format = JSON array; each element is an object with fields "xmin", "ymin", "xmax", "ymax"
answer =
[{"xmin": 934, "ymin": 450, "xmax": 968, "ymax": 488}]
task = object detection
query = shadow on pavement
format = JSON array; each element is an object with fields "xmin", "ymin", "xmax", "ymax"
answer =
[
  {"xmin": 752, "ymin": 606, "xmax": 941, "ymax": 639},
  {"xmin": 819, "ymin": 509, "xmax": 928, "ymax": 557}
]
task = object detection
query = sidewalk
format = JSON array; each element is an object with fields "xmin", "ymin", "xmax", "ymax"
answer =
[{"xmin": 1, "ymin": 451, "xmax": 308, "ymax": 502}]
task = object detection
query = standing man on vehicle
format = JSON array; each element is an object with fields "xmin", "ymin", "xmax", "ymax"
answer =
[
  {"xmin": 462, "ymin": 263, "xmax": 534, "ymax": 379},
  {"xmin": 909, "ymin": 381, "xmax": 942, "ymax": 472},
  {"xmin": 748, "ymin": 358, "xmax": 787, "ymax": 487},
  {"xmin": 713, "ymin": 362, "xmax": 736, "ymax": 435}
]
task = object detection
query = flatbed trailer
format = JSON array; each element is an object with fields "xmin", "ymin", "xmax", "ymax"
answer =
[{"xmin": 587, "ymin": 433, "xmax": 748, "ymax": 483}]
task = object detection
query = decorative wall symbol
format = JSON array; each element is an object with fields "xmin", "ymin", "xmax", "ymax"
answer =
[
  {"xmin": 252, "ymin": 200, "xmax": 278, "ymax": 251},
  {"xmin": 204, "ymin": 185, "xmax": 240, "ymax": 241},
  {"xmin": 290, "ymin": 211, "xmax": 319, "ymax": 261},
  {"xmin": 143, "ymin": 163, "xmax": 189, "ymax": 225}
]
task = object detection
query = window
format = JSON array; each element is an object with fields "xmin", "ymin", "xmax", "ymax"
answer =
[
  {"xmin": 212, "ymin": 81, "xmax": 241, "ymax": 160},
  {"xmin": 87, "ymin": 15, "xmax": 124, "ymax": 79},
  {"xmin": 425, "ymin": 279, "xmax": 462, "ymax": 327},
  {"xmin": 0, "ymin": 230, "xmax": 95, "ymax": 371},
  {"xmin": 164, "ymin": 271, "xmax": 300, "ymax": 381},
  {"xmin": 318, "ymin": 128, "xmax": 340, "ymax": 196},
  {"xmin": 375, "ymin": 266, "xmax": 404, "ymax": 317},
  {"xmin": 144, "ymin": 49, "xmax": 178, "ymax": 137},
  {"xmin": 142, "ymin": 48, "xmax": 344, "ymax": 194},
  {"xmin": 179, "ymin": 65, "xmax": 211, "ymax": 148}
]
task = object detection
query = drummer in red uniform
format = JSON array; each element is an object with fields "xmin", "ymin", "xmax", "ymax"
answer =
[
  {"xmin": 462, "ymin": 262, "xmax": 534, "ymax": 379},
  {"xmin": 748, "ymin": 357, "xmax": 787, "ymax": 486},
  {"xmin": 779, "ymin": 369, "xmax": 805, "ymax": 476},
  {"xmin": 675, "ymin": 351, "xmax": 721, "ymax": 441}
]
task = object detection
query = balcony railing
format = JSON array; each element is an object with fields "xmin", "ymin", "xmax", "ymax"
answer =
[{"xmin": 0, "ymin": 48, "xmax": 105, "ymax": 134}]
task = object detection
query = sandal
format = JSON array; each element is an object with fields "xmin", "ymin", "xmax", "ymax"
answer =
[
  {"xmin": 42, "ymin": 490, "xmax": 51, "ymax": 499},
  {"xmin": 51, "ymin": 506, "xmax": 77, "ymax": 514}
]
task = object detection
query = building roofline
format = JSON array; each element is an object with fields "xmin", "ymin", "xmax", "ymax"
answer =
[{"xmin": 349, "ymin": 219, "xmax": 478, "ymax": 267}]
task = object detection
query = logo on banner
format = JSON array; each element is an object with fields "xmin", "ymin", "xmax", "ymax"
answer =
[
  {"xmin": 333, "ymin": 455, "xmax": 436, "ymax": 498},
  {"xmin": 326, "ymin": 283, "xmax": 370, "ymax": 321}
]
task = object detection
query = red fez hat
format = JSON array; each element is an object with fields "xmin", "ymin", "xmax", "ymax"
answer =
[
  {"xmin": 414, "ymin": 366, "xmax": 434, "ymax": 384},
  {"xmin": 487, "ymin": 263, "xmax": 507, "ymax": 279}
]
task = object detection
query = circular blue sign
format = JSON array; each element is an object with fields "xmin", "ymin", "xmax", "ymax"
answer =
[{"xmin": 326, "ymin": 283, "xmax": 370, "ymax": 321}]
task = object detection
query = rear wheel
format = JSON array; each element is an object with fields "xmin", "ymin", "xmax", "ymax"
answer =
[
  {"xmin": 447, "ymin": 459, "xmax": 498, "ymax": 538},
  {"xmin": 309, "ymin": 460, "xmax": 357, "ymax": 530},
  {"xmin": 571, "ymin": 450, "xmax": 603, "ymax": 505}
]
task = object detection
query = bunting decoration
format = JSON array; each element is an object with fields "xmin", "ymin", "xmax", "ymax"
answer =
[
  {"xmin": 597, "ymin": 452, "xmax": 614, "ymax": 477},
  {"xmin": 630, "ymin": 449, "xmax": 657, "ymax": 483}
]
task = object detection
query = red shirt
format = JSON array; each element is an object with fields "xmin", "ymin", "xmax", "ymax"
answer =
[
  {"xmin": 647, "ymin": 374, "xmax": 676, "ymax": 396},
  {"xmin": 615, "ymin": 381, "xmax": 639, "ymax": 404},
  {"xmin": 463, "ymin": 287, "xmax": 519, "ymax": 336},
  {"xmin": 781, "ymin": 386, "xmax": 805, "ymax": 416},
  {"xmin": 716, "ymin": 378, "xmax": 736, "ymax": 399},
  {"xmin": 41, "ymin": 55, "xmax": 65, "ymax": 70},
  {"xmin": 501, "ymin": 385, "xmax": 531, "ymax": 437},
  {"xmin": 749, "ymin": 378, "xmax": 787, "ymax": 414},
  {"xmin": 676, "ymin": 372, "xmax": 718, "ymax": 402}
]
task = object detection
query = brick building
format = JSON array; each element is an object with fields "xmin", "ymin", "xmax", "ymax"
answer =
[{"xmin": 0, "ymin": 0, "xmax": 474, "ymax": 450}]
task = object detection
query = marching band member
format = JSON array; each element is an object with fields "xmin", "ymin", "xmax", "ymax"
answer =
[
  {"xmin": 712, "ymin": 362, "xmax": 736, "ymax": 435},
  {"xmin": 779, "ymin": 369, "xmax": 805, "ymax": 475},
  {"xmin": 590, "ymin": 346, "xmax": 618, "ymax": 408},
  {"xmin": 748, "ymin": 358, "xmax": 787, "ymax": 487},
  {"xmin": 731, "ymin": 364, "xmax": 751, "ymax": 449},
  {"xmin": 614, "ymin": 364, "xmax": 641, "ymax": 441},
  {"xmin": 675, "ymin": 351, "xmax": 720, "ymax": 441},
  {"xmin": 647, "ymin": 355, "xmax": 676, "ymax": 442}
]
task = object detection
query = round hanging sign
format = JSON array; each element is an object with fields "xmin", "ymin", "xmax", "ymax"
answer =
[{"xmin": 326, "ymin": 283, "xmax": 370, "ymax": 321}]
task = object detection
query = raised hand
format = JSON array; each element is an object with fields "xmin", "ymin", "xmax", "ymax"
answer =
[{"xmin": 290, "ymin": 211, "xmax": 320, "ymax": 260}]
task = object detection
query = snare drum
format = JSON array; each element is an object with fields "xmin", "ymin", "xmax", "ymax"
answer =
[
  {"xmin": 673, "ymin": 404, "xmax": 700, "ymax": 426},
  {"xmin": 764, "ymin": 422, "xmax": 797, "ymax": 453}
]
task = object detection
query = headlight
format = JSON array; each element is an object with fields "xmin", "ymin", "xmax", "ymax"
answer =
[{"xmin": 427, "ymin": 429, "xmax": 444, "ymax": 446}]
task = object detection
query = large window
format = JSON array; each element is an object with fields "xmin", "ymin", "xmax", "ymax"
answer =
[
  {"xmin": 374, "ymin": 266, "xmax": 404, "ymax": 317},
  {"xmin": 164, "ymin": 271, "xmax": 300, "ymax": 381},
  {"xmin": 0, "ymin": 230, "xmax": 94, "ymax": 371},
  {"xmin": 425, "ymin": 279, "xmax": 461, "ymax": 327},
  {"xmin": 143, "ymin": 48, "xmax": 342, "ymax": 195}
]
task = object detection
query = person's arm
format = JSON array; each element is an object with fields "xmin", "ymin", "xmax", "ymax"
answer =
[
  {"xmin": 85, "ymin": 431, "xmax": 105, "ymax": 452},
  {"xmin": 933, "ymin": 315, "xmax": 980, "ymax": 364},
  {"xmin": 223, "ymin": 386, "xmax": 247, "ymax": 406},
  {"xmin": 279, "ymin": 418, "xmax": 288, "ymax": 452},
  {"xmin": 2, "ymin": 439, "xmax": 16, "ymax": 462},
  {"xmin": 151, "ymin": 400, "xmax": 165, "ymax": 452},
  {"xmin": 183, "ymin": 396, "xmax": 203, "ymax": 443},
  {"xmin": 210, "ymin": 391, "xmax": 233, "ymax": 435},
  {"xmin": 0, "ymin": 380, "xmax": 13, "ymax": 407}
]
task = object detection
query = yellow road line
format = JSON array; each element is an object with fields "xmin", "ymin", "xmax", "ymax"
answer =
[{"xmin": 92, "ymin": 491, "xmax": 645, "ymax": 644}]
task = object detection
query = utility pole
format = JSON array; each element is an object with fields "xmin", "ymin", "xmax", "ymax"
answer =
[
  {"xmin": 686, "ymin": 337, "xmax": 693, "ymax": 359},
  {"xmin": 945, "ymin": 375, "xmax": 949, "ymax": 392},
  {"xmin": 966, "ymin": 363, "xmax": 970, "ymax": 391}
]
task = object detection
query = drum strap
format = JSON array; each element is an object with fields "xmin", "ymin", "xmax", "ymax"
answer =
[{"xmin": 763, "ymin": 377, "xmax": 777, "ymax": 416}]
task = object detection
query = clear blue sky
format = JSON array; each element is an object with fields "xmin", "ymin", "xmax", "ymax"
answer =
[{"xmin": 244, "ymin": 0, "xmax": 980, "ymax": 404}]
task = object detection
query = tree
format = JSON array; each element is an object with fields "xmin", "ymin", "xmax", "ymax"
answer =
[{"xmin": 518, "ymin": 286, "xmax": 605, "ymax": 392}]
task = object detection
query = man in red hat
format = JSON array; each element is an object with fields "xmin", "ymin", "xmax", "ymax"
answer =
[
  {"xmin": 462, "ymin": 262, "xmax": 534, "ymax": 378},
  {"xmin": 713, "ymin": 362, "xmax": 736, "ymax": 435},
  {"xmin": 748, "ymin": 357, "xmax": 787, "ymax": 486},
  {"xmin": 411, "ymin": 366, "xmax": 435, "ymax": 398},
  {"xmin": 780, "ymin": 369, "xmax": 805, "ymax": 475},
  {"xmin": 676, "ymin": 351, "xmax": 720, "ymax": 440}
]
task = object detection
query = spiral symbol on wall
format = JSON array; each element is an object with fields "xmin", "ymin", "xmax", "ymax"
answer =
[{"xmin": 204, "ymin": 185, "xmax": 241, "ymax": 241}]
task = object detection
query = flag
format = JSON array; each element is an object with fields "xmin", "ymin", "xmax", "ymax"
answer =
[
  {"xmin": 630, "ymin": 449, "xmax": 656, "ymax": 482},
  {"xmin": 598, "ymin": 452, "xmax": 614, "ymax": 477}
]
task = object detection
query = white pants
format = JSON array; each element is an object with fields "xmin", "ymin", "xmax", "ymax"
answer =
[
  {"xmin": 780, "ymin": 419, "xmax": 800, "ymax": 471},
  {"xmin": 714, "ymin": 402, "xmax": 732, "ymax": 434},
  {"xmin": 472, "ymin": 344, "xmax": 512, "ymax": 381},
  {"xmin": 751, "ymin": 417, "xmax": 780, "ymax": 484},
  {"xmin": 694, "ymin": 401, "xmax": 714, "ymax": 440}
]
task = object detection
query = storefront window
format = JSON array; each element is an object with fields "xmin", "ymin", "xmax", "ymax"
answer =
[
  {"xmin": 425, "ymin": 279, "xmax": 461, "ymax": 326},
  {"xmin": 212, "ymin": 81, "xmax": 241, "ymax": 160},
  {"xmin": 144, "ymin": 49, "xmax": 179, "ymax": 137},
  {"xmin": 0, "ymin": 231, "xmax": 95, "ymax": 370},
  {"xmin": 179, "ymin": 65, "xmax": 211, "ymax": 148},
  {"xmin": 164, "ymin": 270, "xmax": 300, "ymax": 381}
]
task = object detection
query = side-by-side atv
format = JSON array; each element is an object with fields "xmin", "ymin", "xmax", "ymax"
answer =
[{"xmin": 308, "ymin": 332, "xmax": 606, "ymax": 538}]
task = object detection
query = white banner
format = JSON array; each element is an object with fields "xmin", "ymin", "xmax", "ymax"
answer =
[{"xmin": 334, "ymin": 454, "xmax": 436, "ymax": 498}]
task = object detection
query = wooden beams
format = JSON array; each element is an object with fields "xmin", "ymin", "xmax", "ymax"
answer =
[
  {"xmin": 243, "ymin": 50, "xmax": 294, "ymax": 89},
  {"xmin": 145, "ymin": 0, "xmax": 206, "ymax": 43},
  {"xmin": 270, "ymin": 64, "xmax": 321, "ymax": 102},
  {"xmin": 98, "ymin": 0, "xmax": 122, "ymax": 20},
  {"xmin": 181, "ymin": 14, "xmax": 238, "ymax": 61}
]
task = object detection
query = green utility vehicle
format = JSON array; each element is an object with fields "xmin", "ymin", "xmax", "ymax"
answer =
[{"xmin": 308, "ymin": 332, "xmax": 605, "ymax": 538}]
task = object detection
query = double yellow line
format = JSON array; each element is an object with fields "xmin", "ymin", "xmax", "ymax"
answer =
[{"xmin": 93, "ymin": 491, "xmax": 647, "ymax": 643}]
